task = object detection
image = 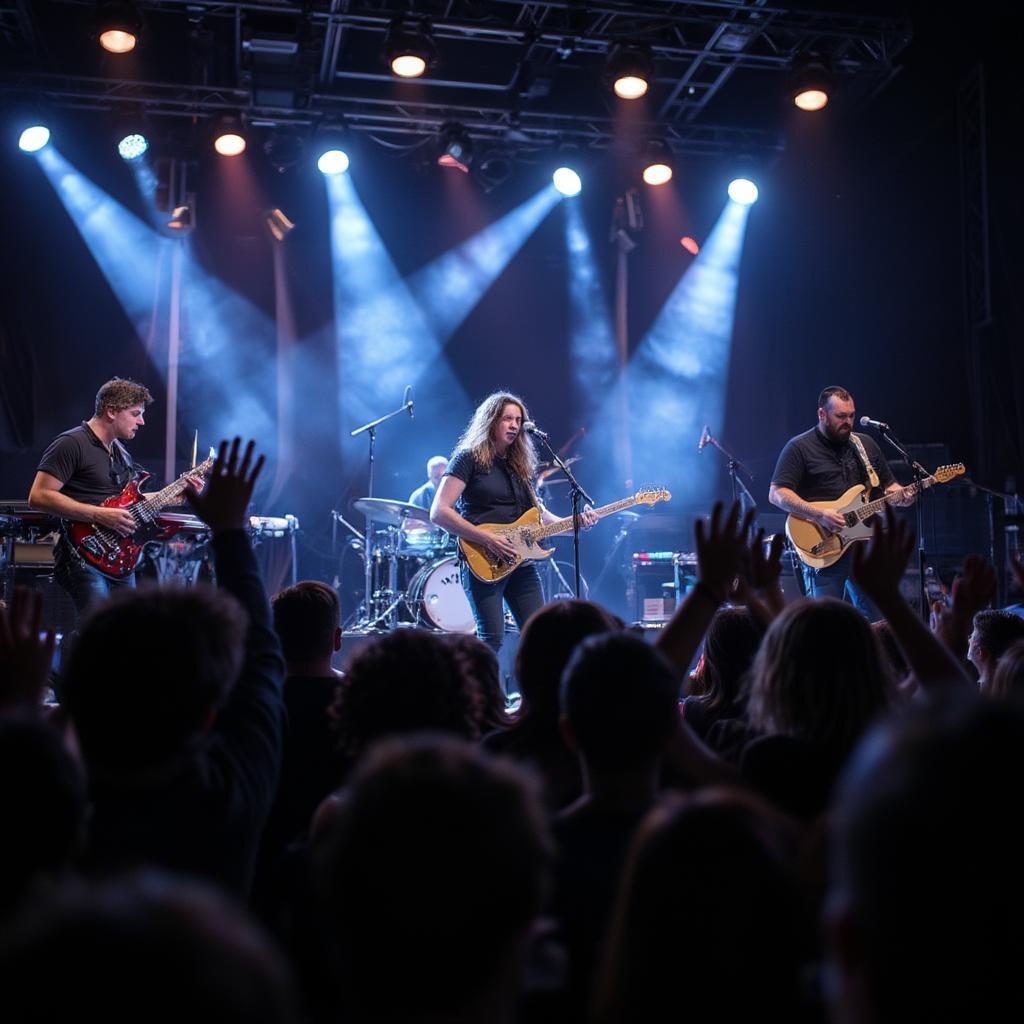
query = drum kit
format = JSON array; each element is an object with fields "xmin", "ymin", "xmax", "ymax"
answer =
[{"xmin": 340, "ymin": 496, "xmax": 588, "ymax": 635}]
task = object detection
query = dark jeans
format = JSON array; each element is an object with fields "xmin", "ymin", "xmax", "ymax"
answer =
[
  {"xmin": 53, "ymin": 535, "xmax": 135, "ymax": 618},
  {"xmin": 462, "ymin": 560, "xmax": 545, "ymax": 654},
  {"xmin": 800, "ymin": 551, "xmax": 879, "ymax": 622}
]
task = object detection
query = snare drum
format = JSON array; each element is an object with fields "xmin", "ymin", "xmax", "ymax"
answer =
[{"xmin": 407, "ymin": 556, "xmax": 476, "ymax": 634}]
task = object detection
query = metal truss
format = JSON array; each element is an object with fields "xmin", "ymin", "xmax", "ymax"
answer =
[{"xmin": 0, "ymin": 0, "xmax": 911, "ymax": 159}]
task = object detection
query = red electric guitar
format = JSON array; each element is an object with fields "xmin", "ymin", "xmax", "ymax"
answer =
[{"xmin": 64, "ymin": 453, "xmax": 216, "ymax": 579}]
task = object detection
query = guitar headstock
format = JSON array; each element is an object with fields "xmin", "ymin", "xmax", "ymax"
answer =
[
  {"xmin": 634, "ymin": 488, "xmax": 671, "ymax": 506},
  {"xmin": 933, "ymin": 463, "xmax": 966, "ymax": 484}
]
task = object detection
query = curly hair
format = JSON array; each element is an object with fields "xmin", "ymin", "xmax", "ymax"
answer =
[
  {"xmin": 453, "ymin": 391, "xmax": 538, "ymax": 481},
  {"xmin": 95, "ymin": 378, "xmax": 154, "ymax": 416},
  {"xmin": 745, "ymin": 598, "xmax": 895, "ymax": 759},
  {"xmin": 329, "ymin": 629, "xmax": 486, "ymax": 758}
]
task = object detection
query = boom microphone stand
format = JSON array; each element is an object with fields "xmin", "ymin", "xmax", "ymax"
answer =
[
  {"xmin": 350, "ymin": 390, "xmax": 415, "ymax": 630},
  {"xmin": 531, "ymin": 427, "xmax": 594, "ymax": 598},
  {"xmin": 876, "ymin": 424, "xmax": 929, "ymax": 622},
  {"xmin": 700, "ymin": 429, "xmax": 758, "ymax": 516}
]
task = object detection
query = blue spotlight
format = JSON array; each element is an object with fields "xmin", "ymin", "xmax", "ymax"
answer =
[
  {"xmin": 553, "ymin": 166, "xmax": 582, "ymax": 197},
  {"xmin": 317, "ymin": 148, "xmax": 350, "ymax": 175},
  {"xmin": 727, "ymin": 178, "xmax": 759, "ymax": 205},
  {"xmin": 18, "ymin": 125, "xmax": 50, "ymax": 153},
  {"xmin": 118, "ymin": 132, "xmax": 149, "ymax": 161}
]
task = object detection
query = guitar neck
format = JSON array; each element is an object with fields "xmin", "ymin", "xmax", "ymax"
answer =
[
  {"xmin": 536, "ymin": 496, "xmax": 639, "ymax": 540},
  {"xmin": 137, "ymin": 458, "xmax": 213, "ymax": 516},
  {"xmin": 856, "ymin": 477, "xmax": 934, "ymax": 521}
]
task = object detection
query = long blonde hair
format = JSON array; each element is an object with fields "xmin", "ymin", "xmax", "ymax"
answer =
[{"xmin": 454, "ymin": 391, "xmax": 539, "ymax": 482}]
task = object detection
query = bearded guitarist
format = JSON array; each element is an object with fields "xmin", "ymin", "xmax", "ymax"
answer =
[
  {"xmin": 768, "ymin": 386, "xmax": 914, "ymax": 619},
  {"xmin": 27, "ymin": 378, "xmax": 199, "ymax": 617},
  {"xmin": 430, "ymin": 391, "xmax": 598, "ymax": 654}
]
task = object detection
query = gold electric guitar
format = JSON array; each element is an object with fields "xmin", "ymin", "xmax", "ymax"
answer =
[
  {"xmin": 786, "ymin": 464, "xmax": 965, "ymax": 569},
  {"xmin": 460, "ymin": 488, "xmax": 671, "ymax": 583}
]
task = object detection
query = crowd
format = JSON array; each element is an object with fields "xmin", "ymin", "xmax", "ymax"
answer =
[{"xmin": 2, "ymin": 438, "xmax": 1024, "ymax": 1024}]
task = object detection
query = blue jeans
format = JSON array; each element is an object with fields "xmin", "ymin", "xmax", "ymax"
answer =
[
  {"xmin": 461, "ymin": 560, "xmax": 545, "ymax": 654},
  {"xmin": 53, "ymin": 535, "xmax": 135, "ymax": 618},
  {"xmin": 800, "ymin": 551, "xmax": 880, "ymax": 622}
]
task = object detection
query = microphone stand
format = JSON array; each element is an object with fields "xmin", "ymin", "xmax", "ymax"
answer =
[
  {"xmin": 701, "ymin": 431, "xmax": 758, "ymax": 516},
  {"xmin": 350, "ymin": 395, "xmax": 415, "ymax": 630},
  {"xmin": 533, "ymin": 432, "xmax": 594, "ymax": 598},
  {"xmin": 877, "ymin": 425, "xmax": 929, "ymax": 621}
]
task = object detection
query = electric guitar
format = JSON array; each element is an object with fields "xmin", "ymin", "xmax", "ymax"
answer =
[
  {"xmin": 460, "ymin": 488, "xmax": 671, "ymax": 583},
  {"xmin": 64, "ymin": 453, "xmax": 216, "ymax": 579},
  {"xmin": 785, "ymin": 464, "xmax": 965, "ymax": 569}
]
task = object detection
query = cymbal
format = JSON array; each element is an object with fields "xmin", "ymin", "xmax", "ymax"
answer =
[
  {"xmin": 537, "ymin": 455, "xmax": 582, "ymax": 483},
  {"xmin": 353, "ymin": 497, "xmax": 431, "ymax": 527}
]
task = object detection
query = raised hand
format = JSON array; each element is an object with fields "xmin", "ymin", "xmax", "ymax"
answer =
[
  {"xmin": 850, "ymin": 505, "xmax": 916, "ymax": 604},
  {"xmin": 695, "ymin": 501, "xmax": 753, "ymax": 601},
  {"xmin": 0, "ymin": 587, "xmax": 56, "ymax": 710},
  {"xmin": 185, "ymin": 438, "xmax": 264, "ymax": 534},
  {"xmin": 933, "ymin": 554, "xmax": 997, "ymax": 659}
]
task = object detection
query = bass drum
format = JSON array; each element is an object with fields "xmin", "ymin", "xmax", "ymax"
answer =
[{"xmin": 408, "ymin": 556, "xmax": 477, "ymax": 634}]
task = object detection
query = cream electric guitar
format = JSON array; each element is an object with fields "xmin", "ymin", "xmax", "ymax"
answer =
[
  {"xmin": 786, "ymin": 464, "xmax": 965, "ymax": 569},
  {"xmin": 460, "ymin": 489, "xmax": 671, "ymax": 583}
]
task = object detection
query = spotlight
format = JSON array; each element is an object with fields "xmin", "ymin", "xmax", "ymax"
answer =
[
  {"xmin": 680, "ymin": 236, "xmax": 700, "ymax": 255},
  {"xmin": 385, "ymin": 16, "xmax": 436, "ymax": 79},
  {"xmin": 212, "ymin": 116, "xmax": 246, "ymax": 157},
  {"xmin": 315, "ymin": 125, "xmax": 350, "ymax": 175},
  {"xmin": 792, "ymin": 55, "xmax": 833, "ymax": 112},
  {"xmin": 263, "ymin": 129, "xmax": 304, "ymax": 173},
  {"xmin": 318, "ymin": 149, "xmax": 350, "ymax": 175},
  {"xmin": 117, "ymin": 132, "xmax": 148, "ymax": 161},
  {"xmin": 641, "ymin": 141, "xmax": 673, "ymax": 186},
  {"xmin": 167, "ymin": 202, "xmax": 195, "ymax": 232},
  {"xmin": 264, "ymin": 208, "xmax": 295, "ymax": 242},
  {"xmin": 18, "ymin": 125, "xmax": 50, "ymax": 153},
  {"xmin": 553, "ymin": 166, "xmax": 582, "ymax": 198},
  {"xmin": 606, "ymin": 43, "xmax": 653, "ymax": 100},
  {"xmin": 727, "ymin": 178, "xmax": 759, "ymax": 205},
  {"xmin": 437, "ymin": 122, "xmax": 472, "ymax": 173},
  {"xmin": 95, "ymin": 1, "xmax": 142, "ymax": 54}
]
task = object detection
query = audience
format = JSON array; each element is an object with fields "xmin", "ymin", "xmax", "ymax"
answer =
[{"xmin": 4, "ymin": 480, "xmax": 1023, "ymax": 1024}]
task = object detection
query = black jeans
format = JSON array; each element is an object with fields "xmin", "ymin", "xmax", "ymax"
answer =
[
  {"xmin": 461, "ymin": 560, "xmax": 545, "ymax": 654},
  {"xmin": 53, "ymin": 535, "xmax": 135, "ymax": 618}
]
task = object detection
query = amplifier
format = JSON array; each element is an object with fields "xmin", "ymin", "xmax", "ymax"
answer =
[{"xmin": 629, "ymin": 552, "xmax": 698, "ymax": 623}]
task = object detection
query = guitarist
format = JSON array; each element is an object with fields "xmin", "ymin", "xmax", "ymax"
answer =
[
  {"xmin": 28, "ymin": 378, "xmax": 160, "ymax": 614},
  {"xmin": 430, "ymin": 391, "xmax": 597, "ymax": 653},
  {"xmin": 768, "ymin": 386, "xmax": 913, "ymax": 618}
]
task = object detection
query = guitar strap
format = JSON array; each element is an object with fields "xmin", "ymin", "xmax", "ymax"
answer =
[{"xmin": 849, "ymin": 433, "xmax": 880, "ymax": 491}]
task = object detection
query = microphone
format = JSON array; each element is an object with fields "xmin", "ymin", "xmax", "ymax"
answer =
[
  {"xmin": 859, "ymin": 416, "xmax": 889, "ymax": 432},
  {"xmin": 698, "ymin": 425, "xmax": 711, "ymax": 451},
  {"xmin": 403, "ymin": 385, "xmax": 414, "ymax": 419},
  {"xmin": 523, "ymin": 421, "xmax": 548, "ymax": 441}
]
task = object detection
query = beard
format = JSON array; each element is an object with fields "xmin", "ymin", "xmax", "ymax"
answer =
[{"xmin": 824, "ymin": 421, "xmax": 852, "ymax": 443}]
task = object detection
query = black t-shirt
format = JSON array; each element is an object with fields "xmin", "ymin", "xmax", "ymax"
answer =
[
  {"xmin": 770, "ymin": 427, "xmax": 894, "ymax": 502},
  {"xmin": 37, "ymin": 423, "xmax": 135, "ymax": 505},
  {"xmin": 446, "ymin": 448, "xmax": 535, "ymax": 525}
]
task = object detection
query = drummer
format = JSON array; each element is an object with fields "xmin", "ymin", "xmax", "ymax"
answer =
[{"xmin": 403, "ymin": 456, "xmax": 449, "ymax": 549}]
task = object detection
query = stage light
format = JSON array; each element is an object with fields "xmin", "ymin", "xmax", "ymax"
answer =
[
  {"xmin": 553, "ymin": 166, "xmax": 582, "ymax": 197},
  {"xmin": 727, "ymin": 178, "xmax": 759, "ymax": 205},
  {"xmin": 385, "ymin": 16, "xmax": 436, "ymax": 78},
  {"xmin": 95, "ymin": 1, "xmax": 142, "ymax": 53},
  {"xmin": 606, "ymin": 43, "xmax": 653, "ymax": 100},
  {"xmin": 18, "ymin": 125, "xmax": 50, "ymax": 153},
  {"xmin": 792, "ymin": 56, "xmax": 833, "ymax": 112},
  {"xmin": 318, "ymin": 148, "xmax": 350, "ymax": 175},
  {"xmin": 264, "ymin": 208, "xmax": 295, "ymax": 242},
  {"xmin": 167, "ymin": 203, "xmax": 195, "ymax": 232},
  {"xmin": 117, "ymin": 132, "xmax": 148, "ymax": 161},
  {"xmin": 642, "ymin": 162, "xmax": 672, "ymax": 186},
  {"xmin": 476, "ymin": 150, "xmax": 514, "ymax": 191},
  {"xmin": 212, "ymin": 116, "xmax": 246, "ymax": 156},
  {"xmin": 437, "ymin": 122, "xmax": 472, "ymax": 173},
  {"xmin": 681, "ymin": 236, "xmax": 700, "ymax": 255}
]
